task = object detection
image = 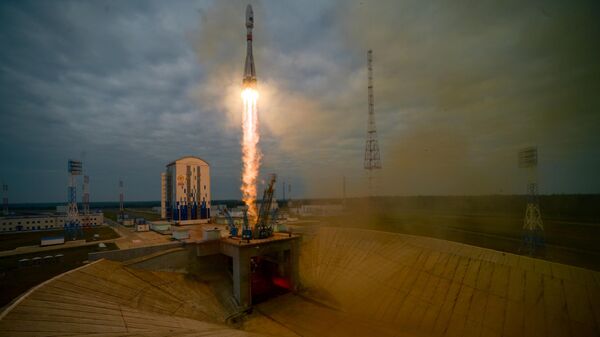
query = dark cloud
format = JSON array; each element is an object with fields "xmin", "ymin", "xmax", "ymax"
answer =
[
  {"xmin": 0, "ymin": 0, "xmax": 236, "ymax": 202},
  {"xmin": 0, "ymin": 0, "xmax": 599, "ymax": 203}
]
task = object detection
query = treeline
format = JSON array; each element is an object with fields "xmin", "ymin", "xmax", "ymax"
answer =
[{"xmin": 298, "ymin": 195, "xmax": 600, "ymax": 223}]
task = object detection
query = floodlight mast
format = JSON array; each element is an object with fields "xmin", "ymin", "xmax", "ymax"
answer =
[
  {"xmin": 518, "ymin": 146, "xmax": 544, "ymax": 254},
  {"xmin": 119, "ymin": 179, "xmax": 124, "ymax": 219},
  {"xmin": 2, "ymin": 183, "xmax": 8, "ymax": 215},
  {"xmin": 66, "ymin": 160, "xmax": 83, "ymax": 240}
]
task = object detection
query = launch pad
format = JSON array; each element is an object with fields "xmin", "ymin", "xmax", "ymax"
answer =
[
  {"xmin": 220, "ymin": 233, "xmax": 300, "ymax": 308},
  {"xmin": 4, "ymin": 226, "xmax": 598, "ymax": 337}
]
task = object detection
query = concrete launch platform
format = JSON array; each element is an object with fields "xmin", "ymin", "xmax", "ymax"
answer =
[
  {"xmin": 1, "ymin": 227, "xmax": 599, "ymax": 337},
  {"xmin": 220, "ymin": 233, "xmax": 300, "ymax": 308}
]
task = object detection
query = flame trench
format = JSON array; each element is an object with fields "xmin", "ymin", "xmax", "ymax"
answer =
[{"xmin": 241, "ymin": 88, "xmax": 260, "ymax": 222}]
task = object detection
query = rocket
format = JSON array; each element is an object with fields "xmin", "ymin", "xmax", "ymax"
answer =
[{"xmin": 243, "ymin": 4, "xmax": 257, "ymax": 88}]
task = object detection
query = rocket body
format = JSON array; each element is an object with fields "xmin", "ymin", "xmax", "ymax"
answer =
[{"xmin": 243, "ymin": 4, "xmax": 256, "ymax": 88}]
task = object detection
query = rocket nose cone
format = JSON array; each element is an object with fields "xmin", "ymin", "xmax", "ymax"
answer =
[{"xmin": 246, "ymin": 4, "xmax": 254, "ymax": 27}]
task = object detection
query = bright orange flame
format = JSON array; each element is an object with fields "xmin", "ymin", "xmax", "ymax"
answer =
[{"xmin": 241, "ymin": 88, "xmax": 260, "ymax": 223}]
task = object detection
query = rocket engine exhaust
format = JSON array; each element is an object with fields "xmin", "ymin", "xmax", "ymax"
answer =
[
  {"xmin": 241, "ymin": 88, "xmax": 259, "ymax": 222},
  {"xmin": 241, "ymin": 4, "xmax": 260, "ymax": 222}
]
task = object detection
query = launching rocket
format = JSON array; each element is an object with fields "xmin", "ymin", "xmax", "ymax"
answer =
[{"xmin": 243, "ymin": 4, "xmax": 256, "ymax": 88}]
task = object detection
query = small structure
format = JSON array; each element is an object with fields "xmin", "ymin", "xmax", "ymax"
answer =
[
  {"xmin": 150, "ymin": 221, "xmax": 171, "ymax": 234},
  {"xmin": 172, "ymin": 228, "xmax": 190, "ymax": 241},
  {"xmin": 41, "ymin": 236, "xmax": 65, "ymax": 247},
  {"xmin": 135, "ymin": 218, "xmax": 149, "ymax": 232},
  {"xmin": 202, "ymin": 228, "xmax": 221, "ymax": 241},
  {"xmin": 273, "ymin": 222, "xmax": 288, "ymax": 233}
]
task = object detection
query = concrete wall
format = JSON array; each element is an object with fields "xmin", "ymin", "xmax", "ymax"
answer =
[
  {"xmin": 126, "ymin": 246, "xmax": 196, "ymax": 273},
  {"xmin": 98, "ymin": 240, "xmax": 226, "ymax": 277}
]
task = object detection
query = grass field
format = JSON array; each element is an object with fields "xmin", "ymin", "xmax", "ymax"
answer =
[
  {"xmin": 103, "ymin": 210, "xmax": 118, "ymax": 221},
  {"xmin": 0, "ymin": 226, "xmax": 120, "ymax": 252},
  {"xmin": 0, "ymin": 242, "xmax": 118, "ymax": 307}
]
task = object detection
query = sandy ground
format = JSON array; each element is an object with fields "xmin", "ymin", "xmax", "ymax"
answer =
[{"xmin": 2, "ymin": 226, "xmax": 599, "ymax": 336}]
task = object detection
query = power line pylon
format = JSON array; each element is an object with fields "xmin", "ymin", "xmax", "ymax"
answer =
[
  {"xmin": 518, "ymin": 147, "xmax": 544, "ymax": 255},
  {"xmin": 2, "ymin": 183, "xmax": 8, "ymax": 216},
  {"xmin": 119, "ymin": 179, "xmax": 124, "ymax": 220},
  {"xmin": 364, "ymin": 50, "xmax": 382, "ymax": 196},
  {"xmin": 82, "ymin": 175, "xmax": 90, "ymax": 226}
]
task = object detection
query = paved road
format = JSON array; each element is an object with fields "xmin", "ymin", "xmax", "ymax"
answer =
[
  {"xmin": 0, "ymin": 224, "xmax": 120, "ymax": 258},
  {"xmin": 0, "ymin": 239, "xmax": 89, "ymax": 257},
  {"xmin": 105, "ymin": 218, "xmax": 174, "ymax": 249}
]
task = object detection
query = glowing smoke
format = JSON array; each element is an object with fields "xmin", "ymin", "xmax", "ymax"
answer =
[{"xmin": 241, "ymin": 87, "xmax": 260, "ymax": 222}]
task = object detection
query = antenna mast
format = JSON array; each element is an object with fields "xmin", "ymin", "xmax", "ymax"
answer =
[
  {"xmin": 2, "ymin": 183, "xmax": 8, "ymax": 216},
  {"xmin": 119, "ymin": 179, "xmax": 124, "ymax": 219},
  {"xmin": 364, "ymin": 50, "xmax": 382, "ymax": 196},
  {"xmin": 82, "ymin": 175, "xmax": 90, "ymax": 225}
]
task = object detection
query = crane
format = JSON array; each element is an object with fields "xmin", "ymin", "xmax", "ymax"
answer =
[
  {"xmin": 254, "ymin": 174, "xmax": 277, "ymax": 239},
  {"xmin": 242, "ymin": 209, "xmax": 252, "ymax": 240},
  {"xmin": 223, "ymin": 208, "xmax": 238, "ymax": 237}
]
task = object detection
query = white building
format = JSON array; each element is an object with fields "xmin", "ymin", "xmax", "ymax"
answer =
[
  {"xmin": 0, "ymin": 213, "xmax": 104, "ymax": 233},
  {"xmin": 134, "ymin": 218, "xmax": 149, "ymax": 232},
  {"xmin": 161, "ymin": 156, "xmax": 211, "ymax": 224},
  {"xmin": 135, "ymin": 223, "xmax": 149, "ymax": 232},
  {"xmin": 149, "ymin": 221, "xmax": 171, "ymax": 234},
  {"xmin": 172, "ymin": 228, "xmax": 190, "ymax": 241}
]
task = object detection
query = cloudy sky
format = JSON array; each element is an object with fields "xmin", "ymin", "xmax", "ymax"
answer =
[{"xmin": 1, "ymin": 0, "xmax": 599, "ymax": 203}]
